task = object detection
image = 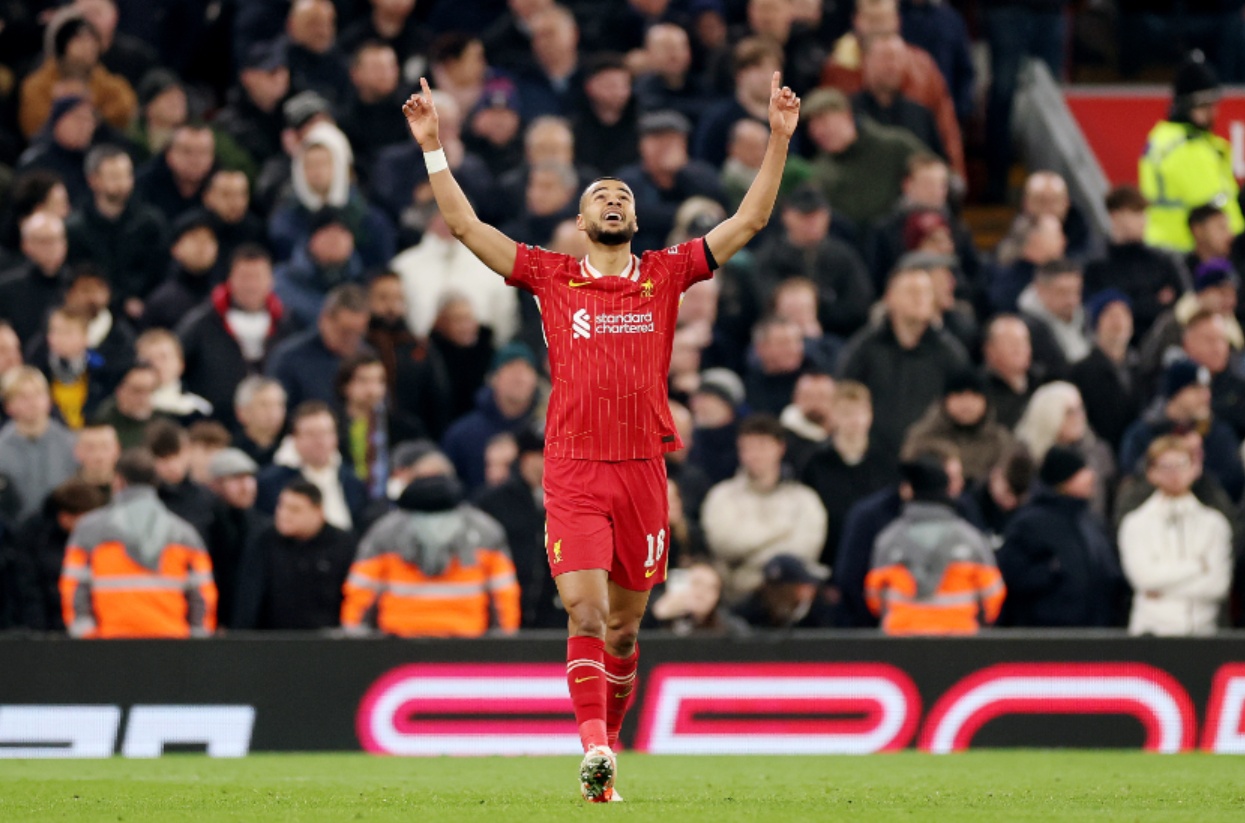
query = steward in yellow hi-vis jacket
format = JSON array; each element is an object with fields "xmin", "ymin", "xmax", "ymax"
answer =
[
  {"xmin": 60, "ymin": 449, "xmax": 216, "ymax": 638},
  {"xmin": 1140, "ymin": 52, "xmax": 1244, "ymax": 252},
  {"xmin": 865, "ymin": 459, "xmax": 1004, "ymax": 635},
  {"xmin": 342, "ymin": 468, "xmax": 520, "ymax": 637}
]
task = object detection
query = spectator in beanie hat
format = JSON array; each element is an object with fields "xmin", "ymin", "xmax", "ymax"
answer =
[
  {"xmin": 1139, "ymin": 256, "xmax": 1244, "ymax": 389},
  {"xmin": 1120, "ymin": 359, "xmax": 1244, "ymax": 500},
  {"xmin": 996, "ymin": 444, "xmax": 1124, "ymax": 628},
  {"xmin": 904, "ymin": 366, "xmax": 1016, "ymax": 483}
]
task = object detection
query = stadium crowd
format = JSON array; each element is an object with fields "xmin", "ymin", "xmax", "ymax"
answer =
[{"xmin": 0, "ymin": 0, "xmax": 1244, "ymax": 638}]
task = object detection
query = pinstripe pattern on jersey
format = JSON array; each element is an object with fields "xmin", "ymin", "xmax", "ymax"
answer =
[{"xmin": 506, "ymin": 240, "xmax": 713, "ymax": 461}]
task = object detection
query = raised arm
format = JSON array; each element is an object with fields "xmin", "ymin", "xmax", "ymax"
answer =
[
  {"xmin": 403, "ymin": 78, "xmax": 517, "ymax": 277},
  {"xmin": 705, "ymin": 72, "xmax": 800, "ymax": 266}
]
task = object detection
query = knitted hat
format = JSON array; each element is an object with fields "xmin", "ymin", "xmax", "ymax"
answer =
[
  {"xmin": 1085, "ymin": 288, "xmax": 1132, "ymax": 329},
  {"xmin": 169, "ymin": 209, "xmax": 215, "ymax": 242},
  {"xmin": 782, "ymin": 185, "xmax": 829, "ymax": 214},
  {"xmin": 943, "ymin": 367, "xmax": 986, "ymax": 397},
  {"xmin": 474, "ymin": 76, "xmax": 520, "ymax": 113},
  {"xmin": 47, "ymin": 95, "xmax": 91, "ymax": 129},
  {"xmin": 1193, "ymin": 258, "xmax": 1237, "ymax": 292},
  {"xmin": 1039, "ymin": 445, "xmax": 1087, "ymax": 488},
  {"xmin": 903, "ymin": 209, "xmax": 950, "ymax": 251},
  {"xmin": 242, "ymin": 40, "xmax": 286, "ymax": 72},
  {"xmin": 1164, "ymin": 359, "xmax": 1211, "ymax": 399},
  {"xmin": 308, "ymin": 206, "xmax": 350, "ymax": 235},
  {"xmin": 695, "ymin": 367, "xmax": 745, "ymax": 408},
  {"xmin": 490, "ymin": 341, "xmax": 538, "ymax": 372}
]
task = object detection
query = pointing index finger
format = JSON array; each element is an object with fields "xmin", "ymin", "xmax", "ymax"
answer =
[
  {"xmin": 420, "ymin": 76, "xmax": 433, "ymax": 103},
  {"xmin": 771, "ymin": 71, "xmax": 781, "ymax": 96}
]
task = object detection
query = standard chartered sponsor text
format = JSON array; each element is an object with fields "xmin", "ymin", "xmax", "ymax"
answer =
[{"xmin": 595, "ymin": 311, "xmax": 654, "ymax": 334}]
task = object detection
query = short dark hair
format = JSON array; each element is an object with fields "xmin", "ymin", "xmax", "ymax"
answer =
[
  {"xmin": 1035, "ymin": 259, "xmax": 1081, "ymax": 281},
  {"xmin": 116, "ymin": 448, "xmax": 158, "ymax": 486},
  {"xmin": 145, "ymin": 419, "xmax": 187, "ymax": 458},
  {"xmin": 8, "ymin": 170, "xmax": 65, "ymax": 225},
  {"xmin": 737, "ymin": 413, "xmax": 786, "ymax": 441},
  {"xmin": 582, "ymin": 51, "xmax": 628, "ymax": 79},
  {"xmin": 351, "ymin": 39, "xmax": 394, "ymax": 66},
  {"xmin": 281, "ymin": 478, "xmax": 323, "ymax": 507},
  {"xmin": 1104, "ymin": 184, "xmax": 1147, "ymax": 213},
  {"xmin": 1188, "ymin": 202, "xmax": 1225, "ymax": 230},
  {"xmin": 334, "ymin": 352, "xmax": 386, "ymax": 398},
  {"xmin": 48, "ymin": 478, "xmax": 108, "ymax": 516},
  {"xmin": 430, "ymin": 32, "xmax": 479, "ymax": 65},
  {"xmin": 229, "ymin": 242, "xmax": 271, "ymax": 270},
  {"xmin": 291, "ymin": 400, "xmax": 335, "ymax": 431},
  {"xmin": 998, "ymin": 444, "xmax": 1036, "ymax": 497}
]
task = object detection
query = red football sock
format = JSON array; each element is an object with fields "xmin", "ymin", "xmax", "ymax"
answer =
[
  {"xmin": 604, "ymin": 644, "xmax": 639, "ymax": 750},
  {"xmin": 567, "ymin": 635, "xmax": 608, "ymax": 752}
]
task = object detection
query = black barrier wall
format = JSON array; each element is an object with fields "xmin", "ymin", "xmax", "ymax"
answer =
[{"xmin": 0, "ymin": 634, "xmax": 1243, "ymax": 756}]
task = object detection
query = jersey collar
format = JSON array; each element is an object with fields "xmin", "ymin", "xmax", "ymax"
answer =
[{"xmin": 581, "ymin": 254, "xmax": 639, "ymax": 282}]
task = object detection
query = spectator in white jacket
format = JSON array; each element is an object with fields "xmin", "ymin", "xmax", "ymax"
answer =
[
  {"xmin": 702, "ymin": 414, "xmax": 828, "ymax": 605},
  {"xmin": 1118, "ymin": 435, "xmax": 1233, "ymax": 636}
]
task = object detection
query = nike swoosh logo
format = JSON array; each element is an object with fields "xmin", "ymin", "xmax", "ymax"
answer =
[
  {"xmin": 574, "ymin": 676, "xmax": 598, "ymax": 683},
  {"xmin": 569, "ymin": 280, "xmax": 592, "ymax": 287},
  {"xmin": 614, "ymin": 690, "xmax": 633, "ymax": 699},
  {"xmin": 645, "ymin": 569, "xmax": 657, "ymax": 578}
]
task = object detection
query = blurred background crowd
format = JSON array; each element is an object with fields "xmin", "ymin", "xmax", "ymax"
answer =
[{"xmin": 1, "ymin": 0, "xmax": 1244, "ymax": 638}]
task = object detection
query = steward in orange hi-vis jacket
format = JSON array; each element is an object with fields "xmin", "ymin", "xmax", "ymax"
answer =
[
  {"xmin": 60, "ymin": 449, "xmax": 216, "ymax": 638},
  {"xmin": 342, "ymin": 471, "xmax": 520, "ymax": 637},
  {"xmin": 865, "ymin": 459, "xmax": 1005, "ymax": 635}
]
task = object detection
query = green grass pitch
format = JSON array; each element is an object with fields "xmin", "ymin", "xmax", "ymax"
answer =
[{"xmin": 1, "ymin": 752, "xmax": 1242, "ymax": 822}]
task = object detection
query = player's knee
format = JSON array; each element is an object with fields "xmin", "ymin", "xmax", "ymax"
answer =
[
  {"xmin": 605, "ymin": 619, "xmax": 640, "ymax": 656},
  {"xmin": 566, "ymin": 602, "xmax": 609, "ymax": 638}
]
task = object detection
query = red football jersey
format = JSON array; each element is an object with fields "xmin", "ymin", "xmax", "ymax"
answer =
[{"xmin": 506, "ymin": 239, "xmax": 713, "ymax": 461}]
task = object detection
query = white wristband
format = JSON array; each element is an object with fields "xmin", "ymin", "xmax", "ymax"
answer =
[{"xmin": 424, "ymin": 147, "xmax": 448, "ymax": 174}]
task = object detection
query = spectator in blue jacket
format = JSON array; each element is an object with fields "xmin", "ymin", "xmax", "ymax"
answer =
[
  {"xmin": 1120, "ymin": 359, "xmax": 1244, "ymax": 501},
  {"xmin": 267, "ymin": 284, "xmax": 371, "ymax": 410},
  {"xmin": 996, "ymin": 445, "xmax": 1125, "ymax": 627},
  {"xmin": 441, "ymin": 341, "xmax": 541, "ymax": 493},
  {"xmin": 274, "ymin": 208, "xmax": 366, "ymax": 328}
]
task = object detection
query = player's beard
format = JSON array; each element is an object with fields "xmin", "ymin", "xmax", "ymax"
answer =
[{"xmin": 586, "ymin": 220, "xmax": 636, "ymax": 246}]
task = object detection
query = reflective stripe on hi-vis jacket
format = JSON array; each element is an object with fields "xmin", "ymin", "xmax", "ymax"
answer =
[
  {"xmin": 864, "ymin": 561, "xmax": 1006, "ymax": 636},
  {"xmin": 59, "ymin": 486, "xmax": 217, "ymax": 639},
  {"xmin": 341, "ymin": 548, "xmax": 521, "ymax": 638}
]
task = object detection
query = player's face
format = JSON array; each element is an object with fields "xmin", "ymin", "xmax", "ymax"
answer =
[{"xmin": 577, "ymin": 181, "xmax": 637, "ymax": 247}]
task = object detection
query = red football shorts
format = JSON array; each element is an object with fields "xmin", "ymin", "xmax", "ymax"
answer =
[{"xmin": 543, "ymin": 456, "xmax": 670, "ymax": 591}]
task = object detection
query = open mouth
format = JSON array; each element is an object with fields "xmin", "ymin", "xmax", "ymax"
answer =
[{"xmin": 603, "ymin": 210, "xmax": 623, "ymax": 224}]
